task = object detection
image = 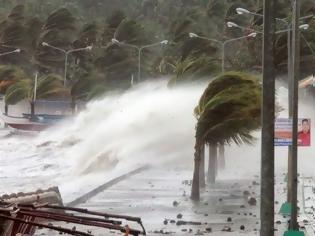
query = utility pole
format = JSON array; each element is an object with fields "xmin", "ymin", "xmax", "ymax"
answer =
[
  {"xmin": 289, "ymin": 0, "xmax": 300, "ymax": 230},
  {"xmin": 287, "ymin": 17, "xmax": 293, "ymax": 203},
  {"xmin": 260, "ymin": 0, "xmax": 276, "ymax": 235}
]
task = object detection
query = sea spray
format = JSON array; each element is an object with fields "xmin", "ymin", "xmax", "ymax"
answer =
[
  {"xmin": 0, "ymin": 80, "xmax": 205, "ymax": 199},
  {"xmin": 1, "ymin": 80, "xmax": 315, "ymax": 201}
]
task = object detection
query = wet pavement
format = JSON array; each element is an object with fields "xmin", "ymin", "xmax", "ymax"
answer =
[
  {"xmin": 75, "ymin": 168, "xmax": 262, "ymax": 235},
  {"xmin": 34, "ymin": 167, "xmax": 315, "ymax": 235}
]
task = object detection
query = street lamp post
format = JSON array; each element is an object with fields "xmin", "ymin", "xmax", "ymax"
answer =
[
  {"xmin": 290, "ymin": 0, "xmax": 300, "ymax": 230},
  {"xmin": 189, "ymin": 32, "xmax": 257, "ymax": 73},
  {"xmin": 42, "ymin": 42, "xmax": 93, "ymax": 86},
  {"xmin": 111, "ymin": 39, "xmax": 168, "ymax": 82}
]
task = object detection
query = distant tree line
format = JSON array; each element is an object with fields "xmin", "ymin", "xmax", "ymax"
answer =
[{"xmin": 0, "ymin": 0, "xmax": 314, "ymax": 106}]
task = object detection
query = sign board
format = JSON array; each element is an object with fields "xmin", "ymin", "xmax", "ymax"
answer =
[{"xmin": 275, "ymin": 118, "xmax": 311, "ymax": 146}]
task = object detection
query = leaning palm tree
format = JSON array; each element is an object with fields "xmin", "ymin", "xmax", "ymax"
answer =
[
  {"xmin": 5, "ymin": 74, "xmax": 68, "ymax": 117},
  {"xmin": 191, "ymin": 72, "xmax": 261, "ymax": 201},
  {"xmin": 0, "ymin": 65, "xmax": 27, "ymax": 114}
]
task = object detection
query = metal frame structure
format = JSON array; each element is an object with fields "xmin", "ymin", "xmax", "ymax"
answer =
[{"xmin": 0, "ymin": 202, "xmax": 146, "ymax": 236}]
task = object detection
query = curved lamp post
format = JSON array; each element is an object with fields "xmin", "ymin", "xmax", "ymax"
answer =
[
  {"xmin": 111, "ymin": 39, "xmax": 168, "ymax": 82},
  {"xmin": 42, "ymin": 42, "xmax": 93, "ymax": 87},
  {"xmin": 189, "ymin": 32, "xmax": 257, "ymax": 73}
]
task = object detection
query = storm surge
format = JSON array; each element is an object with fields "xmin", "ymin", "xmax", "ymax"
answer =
[
  {"xmin": 2, "ymin": 80, "xmax": 315, "ymax": 201},
  {"xmin": 0, "ymin": 80, "xmax": 205, "ymax": 200}
]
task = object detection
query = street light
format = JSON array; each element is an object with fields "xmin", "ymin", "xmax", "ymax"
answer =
[
  {"xmin": 227, "ymin": 21, "xmax": 309, "ymax": 34},
  {"xmin": 111, "ymin": 39, "xmax": 168, "ymax": 82},
  {"xmin": 236, "ymin": 7, "xmax": 290, "ymax": 26},
  {"xmin": 0, "ymin": 48, "xmax": 20, "ymax": 57},
  {"xmin": 236, "ymin": 7, "xmax": 315, "ymax": 22},
  {"xmin": 42, "ymin": 42, "xmax": 93, "ymax": 86},
  {"xmin": 189, "ymin": 32, "xmax": 257, "ymax": 73},
  {"xmin": 236, "ymin": 7, "xmax": 251, "ymax": 15}
]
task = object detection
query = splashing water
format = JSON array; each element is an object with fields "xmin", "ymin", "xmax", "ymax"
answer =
[
  {"xmin": 0, "ymin": 80, "xmax": 206, "ymax": 201},
  {"xmin": 1, "ymin": 79, "xmax": 315, "ymax": 202}
]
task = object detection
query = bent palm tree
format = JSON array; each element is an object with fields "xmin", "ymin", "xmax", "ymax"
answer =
[
  {"xmin": 0, "ymin": 65, "xmax": 27, "ymax": 114},
  {"xmin": 191, "ymin": 72, "xmax": 261, "ymax": 201},
  {"xmin": 5, "ymin": 74, "xmax": 68, "ymax": 117}
]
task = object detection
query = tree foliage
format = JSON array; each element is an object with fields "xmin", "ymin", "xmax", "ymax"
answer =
[
  {"xmin": 0, "ymin": 0, "xmax": 313, "ymax": 100},
  {"xmin": 195, "ymin": 72, "xmax": 261, "ymax": 145}
]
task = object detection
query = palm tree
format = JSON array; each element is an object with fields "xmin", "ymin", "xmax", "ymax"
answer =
[
  {"xmin": 191, "ymin": 72, "xmax": 261, "ymax": 201},
  {"xmin": 5, "ymin": 74, "xmax": 68, "ymax": 117},
  {"xmin": 36, "ymin": 8, "xmax": 77, "ymax": 72},
  {"xmin": 168, "ymin": 56, "xmax": 220, "ymax": 87},
  {"xmin": 0, "ymin": 65, "xmax": 27, "ymax": 114}
]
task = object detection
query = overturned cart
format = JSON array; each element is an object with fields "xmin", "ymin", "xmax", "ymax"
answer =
[{"xmin": 0, "ymin": 188, "xmax": 146, "ymax": 236}]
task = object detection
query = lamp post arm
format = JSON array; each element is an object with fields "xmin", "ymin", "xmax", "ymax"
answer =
[
  {"xmin": 300, "ymin": 14, "xmax": 314, "ymax": 20},
  {"xmin": 67, "ymin": 47, "xmax": 92, "ymax": 54},
  {"xmin": 194, "ymin": 36, "xmax": 221, "ymax": 44},
  {"xmin": 223, "ymin": 34, "xmax": 256, "ymax": 45},
  {"xmin": 0, "ymin": 50, "xmax": 19, "ymax": 57},
  {"xmin": 140, "ymin": 41, "xmax": 164, "ymax": 50},
  {"xmin": 115, "ymin": 41, "xmax": 139, "ymax": 50},
  {"xmin": 246, "ymin": 11, "xmax": 264, "ymax": 17},
  {"xmin": 243, "ymin": 11, "xmax": 289, "ymax": 27},
  {"xmin": 44, "ymin": 44, "xmax": 66, "ymax": 54}
]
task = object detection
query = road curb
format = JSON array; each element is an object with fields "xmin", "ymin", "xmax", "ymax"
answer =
[{"xmin": 66, "ymin": 165, "xmax": 149, "ymax": 207}]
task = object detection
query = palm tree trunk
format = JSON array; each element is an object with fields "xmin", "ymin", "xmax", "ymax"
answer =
[
  {"xmin": 218, "ymin": 143, "xmax": 225, "ymax": 170},
  {"xmin": 4, "ymin": 104, "xmax": 8, "ymax": 115},
  {"xmin": 215, "ymin": 144, "xmax": 218, "ymax": 177},
  {"xmin": 30, "ymin": 101, "xmax": 35, "ymax": 119},
  {"xmin": 199, "ymin": 142, "xmax": 205, "ymax": 188},
  {"xmin": 191, "ymin": 138, "xmax": 203, "ymax": 201},
  {"xmin": 71, "ymin": 96, "xmax": 76, "ymax": 114},
  {"xmin": 207, "ymin": 143, "xmax": 217, "ymax": 184}
]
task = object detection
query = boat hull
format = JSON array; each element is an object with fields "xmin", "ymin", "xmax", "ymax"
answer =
[
  {"xmin": 6, "ymin": 122, "xmax": 48, "ymax": 132},
  {"xmin": 0, "ymin": 114, "xmax": 62, "ymax": 132}
]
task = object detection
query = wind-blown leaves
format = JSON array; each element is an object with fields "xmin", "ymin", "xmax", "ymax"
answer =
[
  {"xmin": 195, "ymin": 72, "xmax": 261, "ymax": 146},
  {"xmin": 5, "ymin": 79, "xmax": 32, "ymax": 105},
  {"xmin": 8, "ymin": 4, "xmax": 25, "ymax": 22},
  {"xmin": 114, "ymin": 19, "xmax": 148, "ymax": 45},
  {"xmin": 168, "ymin": 56, "xmax": 220, "ymax": 87},
  {"xmin": 5, "ymin": 74, "xmax": 68, "ymax": 105},
  {"xmin": 0, "ymin": 65, "xmax": 27, "ymax": 93},
  {"xmin": 43, "ymin": 8, "xmax": 76, "ymax": 31},
  {"xmin": 36, "ymin": 8, "xmax": 77, "ymax": 71}
]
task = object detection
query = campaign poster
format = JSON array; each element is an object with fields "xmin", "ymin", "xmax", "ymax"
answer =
[{"xmin": 274, "ymin": 118, "xmax": 311, "ymax": 146}]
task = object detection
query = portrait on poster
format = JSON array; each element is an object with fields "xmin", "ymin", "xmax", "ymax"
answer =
[{"xmin": 274, "ymin": 118, "xmax": 311, "ymax": 146}]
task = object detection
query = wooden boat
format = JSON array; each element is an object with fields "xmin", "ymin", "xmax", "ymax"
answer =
[
  {"xmin": 0, "ymin": 74, "xmax": 70, "ymax": 132},
  {"xmin": 0, "ymin": 113, "xmax": 66, "ymax": 132}
]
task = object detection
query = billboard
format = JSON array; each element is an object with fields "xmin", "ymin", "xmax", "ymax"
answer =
[{"xmin": 275, "ymin": 118, "xmax": 311, "ymax": 146}]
